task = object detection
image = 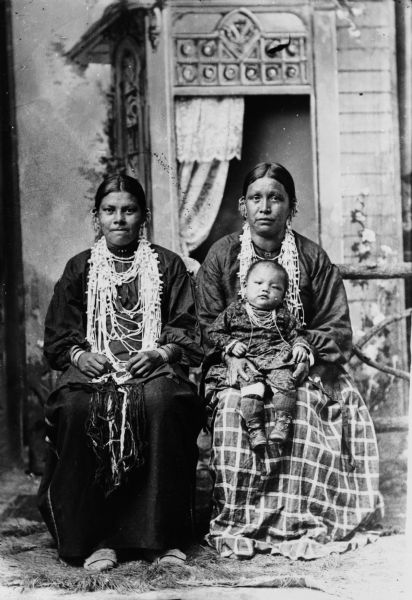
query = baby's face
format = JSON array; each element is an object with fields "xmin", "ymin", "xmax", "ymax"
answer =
[{"xmin": 245, "ymin": 264, "xmax": 286, "ymax": 310}]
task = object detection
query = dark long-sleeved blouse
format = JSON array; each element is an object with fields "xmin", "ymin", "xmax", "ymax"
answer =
[
  {"xmin": 44, "ymin": 243, "xmax": 203, "ymax": 386},
  {"xmin": 196, "ymin": 231, "xmax": 352, "ymax": 370}
]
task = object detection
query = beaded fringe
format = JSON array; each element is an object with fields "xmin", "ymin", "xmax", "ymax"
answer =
[
  {"xmin": 87, "ymin": 380, "xmax": 146, "ymax": 496},
  {"xmin": 85, "ymin": 237, "xmax": 160, "ymax": 493}
]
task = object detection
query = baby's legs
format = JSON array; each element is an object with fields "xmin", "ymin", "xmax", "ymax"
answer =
[
  {"xmin": 267, "ymin": 368, "xmax": 297, "ymax": 444},
  {"xmin": 239, "ymin": 380, "xmax": 266, "ymax": 451}
]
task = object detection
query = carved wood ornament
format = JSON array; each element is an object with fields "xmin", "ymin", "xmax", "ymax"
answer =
[
  {"xmin": 174, "ymin": 8, "xmax": 308, "ymax": 88},
  {"xmin": 113, "ymin": 37, "xmax": 149, "ymax": 185}
]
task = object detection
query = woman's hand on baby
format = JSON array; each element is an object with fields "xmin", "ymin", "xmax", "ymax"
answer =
[
  {"xmin": 125, "ymin": 350, "xmax": 164, "ymax": 377},
  {"xmin": 78, "ymin": 352, "xmax": 110, "ymax": 378},
  {"xmin": 291, "ymin": 346, "xmax": 310, "ymax": 384},
  {"xmin": 231, "ymin": 341, "xmax": 248, "ymax": 357},
  {"xmin": 224, "ymin": 355, "xmax": 259, "ymax": 387},
  {"xmin": 292, "ymin": 345, "xmax": 309, "ymax": 364},
  {"xmin": 292, "ymin": 360, "xmax": 310, "ymax": 385}
]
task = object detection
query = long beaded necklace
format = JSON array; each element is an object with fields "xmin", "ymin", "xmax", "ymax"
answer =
[
  {"xmin": 86, "ymin": 236, "xmax": 162, "ymax": 371},
  {"xmin": 244, "ymin": 301, "xmax": 290, "ymax": 350},
  {"xmin": 244, "ymin": 301, "xmax": 277, "ymax": 328}
]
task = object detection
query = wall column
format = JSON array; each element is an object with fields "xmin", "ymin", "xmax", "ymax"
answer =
[
  {"xmin": 312, "ymin": 2, "xmax": 342, "ymax": 262},
  {"xmin": 145, "ymin": 6, "xmax": 180, "ymax": 253}
]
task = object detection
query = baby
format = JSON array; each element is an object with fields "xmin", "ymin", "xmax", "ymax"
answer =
[{"xmin": 206, "ymin": 260, "xmax": 310, "ymax": 451}]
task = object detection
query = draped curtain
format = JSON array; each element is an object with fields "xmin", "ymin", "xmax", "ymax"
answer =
[{"xmin": 175, "ymin": 97, "xmax": 244, "ymax": 255}]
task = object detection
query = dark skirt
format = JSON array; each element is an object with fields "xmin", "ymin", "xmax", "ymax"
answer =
[{"xmin": 37, "ymin": 375, "xmax": 204, "ymax": 559}]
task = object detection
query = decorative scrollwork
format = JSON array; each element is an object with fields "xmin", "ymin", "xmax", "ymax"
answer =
[
  {"xmin": 174, "ymin": 8, "xmax": 308, "ymax": 88},
  {"xmin": 114, "ymin": 41, "xmax": 147, "ymax": 181},
  {"xmin": 149, "ymin": 6, "xmax": 161, "ymax": 50},
  {"xmin": 219, "ymin": 9, "xmax": 261, "ymax": 59}
]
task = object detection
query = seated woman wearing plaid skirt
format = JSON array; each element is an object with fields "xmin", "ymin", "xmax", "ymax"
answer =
[{"xmin": 196, "ymin": 162, "xmax": 383, "ymax": 560}]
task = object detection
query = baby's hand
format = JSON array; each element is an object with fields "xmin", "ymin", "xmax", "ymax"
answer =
[
  {"xmin": 292, "ymin": 345, "xmax": 309, "ymax": 364},
  {"xmin": 231, "ymin": 341, "xmax": 248, "ymax": 357}
]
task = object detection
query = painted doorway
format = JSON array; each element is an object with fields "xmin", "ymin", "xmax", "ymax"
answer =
[{"xmin": 192, "ymin": 95, "xmax": 316, "ymax": 262}]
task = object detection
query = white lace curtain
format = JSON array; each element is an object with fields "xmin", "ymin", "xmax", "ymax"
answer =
[{"xmin": 175, "ymin": 97, "xmax": 245, "ymax": 255}]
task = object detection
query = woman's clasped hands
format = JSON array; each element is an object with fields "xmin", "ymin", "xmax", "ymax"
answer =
[
  {"xmin": 125, "ymin": 350, "xmax": 164, "ymax": 377},
  {"xmin": 78, "ymin": 350, "xmax": 164, "ymax": 379},
  {"xmin": 78, "ymin": 352, "xmax": 110, "ymax": 378}
]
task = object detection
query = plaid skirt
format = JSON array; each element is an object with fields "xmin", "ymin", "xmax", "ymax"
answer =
[{"xmin": 206, "ymin": 372, "xmax": 384, "ymax": 560}]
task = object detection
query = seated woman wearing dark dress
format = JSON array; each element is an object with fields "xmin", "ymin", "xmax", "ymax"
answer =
[
  {"xmin": 38, "ymin": 174, "xmax": 204, "ymax": 571},
  {"xmin": 196, "ymin": 162, "xmax": 383, "ymax": 560}
]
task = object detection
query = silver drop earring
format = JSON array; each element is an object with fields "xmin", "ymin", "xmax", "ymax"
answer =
[
  {"xmin": 92, "ymin": 212, "xmax": 102, "ymax": 240},
  {"xmin": 238, "ymin": 197, "xmax": 247, "ymax": 220},
  {"xmin": 139, "ymin": 208, "xmax": 152, "ymax": 240}
]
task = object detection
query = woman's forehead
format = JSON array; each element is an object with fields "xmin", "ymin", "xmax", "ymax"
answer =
[
  {"xmin": 246, "ymin": 177, "xmax": 288, "ymax": 196},
  {"xmin": 99, "ymin": 191, "xmax": 139, "ymax": 207}
]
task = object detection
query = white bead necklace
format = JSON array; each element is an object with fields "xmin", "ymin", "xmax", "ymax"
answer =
[
  {"xmin": 86, "ymin": 236, "xmax": 162, "ymax": 371},
  {"xmin": 245, "ymin": 301, "xmax": 277, "ymax": 328},
  {"xmin": 244, "ymin": 301, "xmax": 289, "ymax": 347}
]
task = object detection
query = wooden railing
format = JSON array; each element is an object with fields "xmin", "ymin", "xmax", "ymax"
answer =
[
  {"xmin": 337, "ymin": 262, "xmax": 412, "ymax": 281},
  {"xmin": 337, "ymin": 262, "xmax": 411, "ymax": 433}
]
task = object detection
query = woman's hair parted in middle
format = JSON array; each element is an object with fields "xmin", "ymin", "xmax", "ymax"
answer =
[
  {"xmin": 242, "ymin": 162, "xmax": 298, "ymax": 216},
  {"xmin": 246, "ymin": 260, "xmax": 289, "ymax": 290},
  {"xmin": 94, "ymin": 173, "xmax": 147, "ymax": 213}
]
